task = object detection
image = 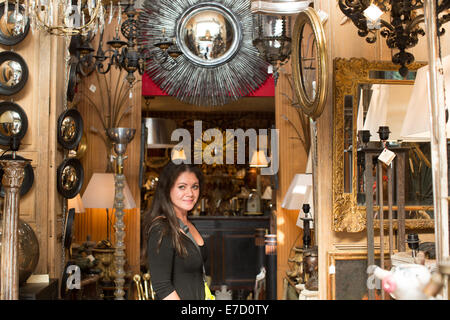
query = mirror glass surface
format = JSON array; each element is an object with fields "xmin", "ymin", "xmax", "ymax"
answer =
[
  {"xmin": 299, "ymin": 22, "xmax": 318, "ymax": 102},
  {"xmin": 61, "ymin": 165, "xmax": 78, "ymax": 190},
  {"xmin": 182, "ymin": 10, "xmax": 234, "ymax": 62},
  {"xmin": 60, "ymin": 116, "xmax": 77, "ymax": 142},
  {"xmin": 0, "ymin": 110, "xmax": 21, "ymax": 136},
  {"xmin": 0, "ymin": 9, "xmax": 26, "ymax": 37},
  {"xmin": 0, "ymin": 60, "xmax": 22, "ymax": 87}
]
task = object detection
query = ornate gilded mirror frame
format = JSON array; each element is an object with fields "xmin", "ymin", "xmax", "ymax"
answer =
[{"xmin": 332, "ymin": 57, "xmax": 434, "ymax": 232}]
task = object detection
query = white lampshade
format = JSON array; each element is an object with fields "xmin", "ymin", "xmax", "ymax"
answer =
[
  {"xmin": 281, "ymin": 173, "xmax": 312, "ymax": 210},
  {"xmin": 400, "ymin": 55, "xmax": 450, "ymax": 141},
  {"xmin": 82, "ymin": 173, "xmax": 136, "ymax": 210},
  {"xmin": 250, "ymin": 150, "xmax": 269, "ymax": 167},
  {"xmin": 144, "ymin": 118, "xmax": 177, "ymax": 149},
  {"xmin": 362, "ymin": 83, "xmax": 413, "ymax": 141},
  {"xmin": 261, "ymin": 186, "xmax": 273, "ymax": 200},
  {"xmin": 68, "ymin": 193, "xmax": 85, "ymax": 213}
]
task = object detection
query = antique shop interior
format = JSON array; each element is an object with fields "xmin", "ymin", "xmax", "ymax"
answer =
[{"xmin": 0, "ymin": 0, "xmax": 449, "ymax": 301}]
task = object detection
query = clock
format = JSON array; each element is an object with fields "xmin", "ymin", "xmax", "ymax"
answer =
[{"xmin": 292, "ymin": 7, "xmax": 329, "ymax": 120}]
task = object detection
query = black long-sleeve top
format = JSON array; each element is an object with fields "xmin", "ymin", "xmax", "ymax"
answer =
[{"xmin": 147, "ymin": 222, "xmax": 206, "ymax": 300}]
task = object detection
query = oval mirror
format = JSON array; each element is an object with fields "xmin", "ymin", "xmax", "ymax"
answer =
[
  {"xmin": 0, "ymin": 51, "xmax": 28, "ymax": 95},
  {"xmin": 0, "ymin": 2, "xmax": 30, "ymax": 46},
  {"xmin": 176, "ymin": 3, "xmax": 241, "ymax": 67},
  {"xmin": 57, "ymin": 158, "xmax": 84, "ymax": 199},
  {"xmin": 0, "ymin": 101, "xmax": 28, "ymax": 146}
]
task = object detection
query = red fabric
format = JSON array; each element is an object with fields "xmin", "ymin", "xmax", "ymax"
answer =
[{"xmin": 141, "ymin": 72, "xmax": 275, "ymax": 97}]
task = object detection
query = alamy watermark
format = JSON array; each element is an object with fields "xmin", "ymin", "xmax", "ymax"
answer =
[{"xmin": 169, "ymin": 120, "xmax": 279, "ymax": 175}]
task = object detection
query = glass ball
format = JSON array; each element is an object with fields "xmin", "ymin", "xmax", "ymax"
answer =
[{"xmin": 0, "ymin": 215, "xmax": 40, "ymax": 286}]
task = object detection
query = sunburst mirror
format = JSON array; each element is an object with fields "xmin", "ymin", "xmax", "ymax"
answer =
[{"xmin": 138, "ymin": 0, "xmax": 269, "ymax": 106}]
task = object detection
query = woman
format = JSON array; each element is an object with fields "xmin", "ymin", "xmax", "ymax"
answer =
[{"xmin": 142, "ymin": 162, "xmax": 206, "ymax": 300}]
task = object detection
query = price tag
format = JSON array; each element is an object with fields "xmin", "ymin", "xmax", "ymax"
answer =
[
  {"xmin": 89, "ymin": 84, "xmax": 96, "ymax": 93},
  {"xmin": 378, "ymin": 148, "xmax": 396, "ymax": 166},
  {"xmin": 329, "ymin": 265, "xmax": 336, "ymax": 275},
  {"xmin": 87, "ymin": 254, "xmax": 95, "ymax": 263}
]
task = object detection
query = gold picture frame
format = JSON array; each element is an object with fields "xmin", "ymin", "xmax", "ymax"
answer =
[{"xmin": 332, "ymin": 58, "xmax": 434, "ymax": 232}]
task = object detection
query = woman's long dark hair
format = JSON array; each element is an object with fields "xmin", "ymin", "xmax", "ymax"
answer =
[{"xmin": 141, "ymin": 162, "xmax": 204, "ymax": 264}]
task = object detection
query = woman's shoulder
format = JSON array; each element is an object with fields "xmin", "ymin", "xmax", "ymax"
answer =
[{"xmin": 148, "ymin": 216, "xmax": 169, "ymax": 234}]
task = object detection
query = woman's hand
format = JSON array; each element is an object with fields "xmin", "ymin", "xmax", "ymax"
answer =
[{"xmin": 163, "ymin": 290, "xmax": 181, "ymax": 300}]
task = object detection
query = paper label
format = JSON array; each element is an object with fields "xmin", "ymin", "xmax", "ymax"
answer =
[
  {"xmin": 329, "ymin": 265, "xmax": 336, "ymax": 275},
  {"xmin": 378, "ymin": 148, "xmax": 396, "ymax": 166},
  {"xmin": 89, "ymin": 84, "xmax": 96, "ymax": 93}
]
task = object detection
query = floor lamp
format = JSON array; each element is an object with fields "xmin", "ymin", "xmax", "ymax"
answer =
[{"xmin": 81, "ymin": 172, "xmax": 136, "ymax": 292}]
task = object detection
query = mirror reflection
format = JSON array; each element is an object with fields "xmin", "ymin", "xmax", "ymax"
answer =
[
  {"xmin": 60, "ymin": 116, "xmax": 77, "ymax": 142},
  {"xmin": 182, "ymin": 10, "xmax": 234, "ymax": 62},
  {"xmin": 332, "ymin": 58, "xmax": 433, "ymax": 232},
  {"xmin": 61, "ymin": 165, "xmax": 78, "ymax": 190},
  {"xmin": 0, "ymin": 60, "xmax": 22, "ymax": 87},
  {"xmin": 0, "ymin": 110, "xmax": 22, "ymax": 136},
  {"xmin": 0, "ymin": 9, "xmax": 26, "ymax": 38},
  {"xmin": 300, "ymin": 22, "xmax": 318, "ymax": 102}
]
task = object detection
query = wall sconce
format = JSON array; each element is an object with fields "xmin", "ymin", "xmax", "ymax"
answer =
[
  {"xmin": 251, "ymin": 0, "xmax": 311, "ymax": 80},
  {"xmin": 338, "ymin": 0, "xmax": 450, "ymax": 77}
]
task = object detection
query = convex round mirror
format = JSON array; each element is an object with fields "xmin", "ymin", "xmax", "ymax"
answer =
[
  {"xmin": 0, "ymin": 2, "xmax": 30, "ymax": 46},
  {"xmin": 176, "ymin": 2, "xmax": 241, "ymax": 67},
  {"xmin": 57, "ymin": 157, "xmax": 84, "ymax": 199},
  {"xmin": 0, "ymin": 101, "xmax": 28, "ymax": 146},
  {"xmin": 57, "ymin": 108, "xmax": 84, "ymax": 150},
  {"xmin": 0, "ymin": 51, "xmax": 28, "ymax": 95}
]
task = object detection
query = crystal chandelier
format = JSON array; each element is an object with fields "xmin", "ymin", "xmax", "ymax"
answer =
[
  {"xmin": 338, "ymin": 0, "xmax": 450, "ymax": 77},
  {"xmin": 10, "ymin": 0, "xmax": 106, "ymax": 36}
]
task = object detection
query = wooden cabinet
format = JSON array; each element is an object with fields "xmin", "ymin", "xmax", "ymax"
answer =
[{"xmin": 190, "ymin": 216, "xmax": 271, "ymax": 293}]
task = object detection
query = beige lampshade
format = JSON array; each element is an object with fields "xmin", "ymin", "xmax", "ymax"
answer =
[
  {"xmin": 281, "ymin": 173, "xmax": 312, "ymax": 210},
  {"xmin": 249, "ymin": 150, "xmax": 269, "ymax": 167},
  {"xmin": 171, "ymin": 148, "xmax": 187, "ymax": 161},
  {"xmin": 68, "ymin": 193, "xmax": 85, "ymax": 213},
  {"xmin": 81, "ymin": 173, "xmax": 136, "ymax": 209},
  {"xmin": 400, "ymin": 55, "xmax": 450, "ymax": 141}
]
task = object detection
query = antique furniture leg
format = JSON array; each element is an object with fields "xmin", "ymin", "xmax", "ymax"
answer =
[
  {"xmin": 377, "ymin": 160, "xmax": 385, "ymax": 300},
  {"xmin": 396, "ymin": 153, "xmax": 406, "ymax": 252},
  {"xmin": 364, "ymin": 152, "xmax": 375, "ymax": 300}
]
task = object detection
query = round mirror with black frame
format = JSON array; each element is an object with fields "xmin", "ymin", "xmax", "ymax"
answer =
[
  {"xmin": 0, "ymin": 51, "xmax": 28, "ymax": 95},
  {"xmin": 57, "ymin": 108, "xmax": 84, "ymax": 150},
  {"xmin": 138, "ymin": 0, "xmax": 269, "ymax": 106},
  {"xmin": 56, "ymin": 157, "xmax": 84, "ymax": 199},
  {"xmin": 66, "ymin": 62, "xmax": 78, "ymax": 102},
  {"xmin": 0, "ymin": 154, "xmax": 34, "ymax": 197},
  {"xmin": 0, "ymin": 101, "xmax": 28, "ymax": 150},
  {"xmin": 0, "ymin": 2, "xmax": 30, "ymax": 46}
]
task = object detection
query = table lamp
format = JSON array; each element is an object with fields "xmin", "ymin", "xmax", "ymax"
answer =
[
  {"xmin": 281, "ymin": 173, "xmax": 313, "ymax": 229},
  {"xmin": 248, "ymin": 150, "xmax": 269, "ymax": 214},
  {"xmin": 81, "ymin": 172, "xmax": 136, "ymax": 244}
]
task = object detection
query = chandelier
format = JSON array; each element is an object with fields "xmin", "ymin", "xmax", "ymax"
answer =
[
  {"xmin": 75, "ymin": 1, "xmax": 146, "ymax": 87},
  {"xmin": 339, "ymin": 0, "xmax": 450, "ymax": 77},
  {"xmin": 7, "ymin": 0, "xmax": 107, "ymax": 37}
]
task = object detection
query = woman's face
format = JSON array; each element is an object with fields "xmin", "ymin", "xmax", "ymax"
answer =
[{"xmin": 170, "ymin": 171, "xmax": 200, "ymax": 216}]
